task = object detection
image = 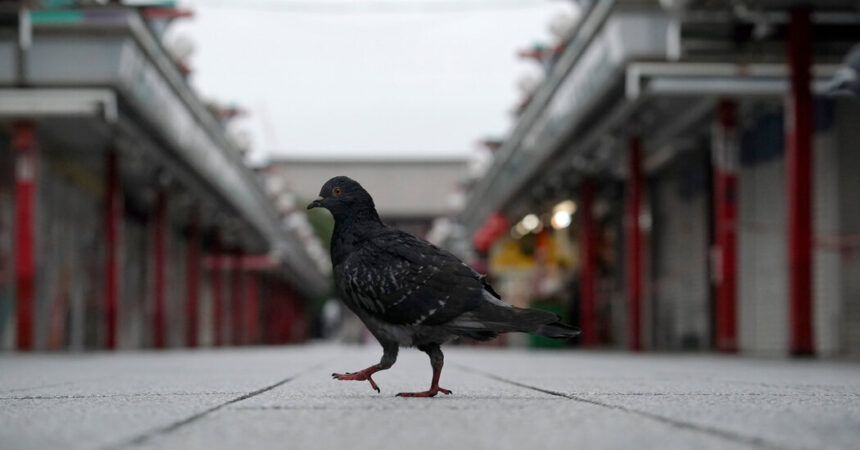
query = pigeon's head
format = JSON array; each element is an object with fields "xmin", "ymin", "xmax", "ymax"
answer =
[{"xmin": 307, "ymin": 176, "xmax": 379, "ymax": 221}]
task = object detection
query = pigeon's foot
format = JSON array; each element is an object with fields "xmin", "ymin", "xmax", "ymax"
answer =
[
  {"xmin": 332, "ymin": 368, "xmax": 381, "ymax": 393},
  {"xmin": 395, "ymin": 387, "xmax": 452, "ymax": 398},
  {"xmin": 397, "ymin": 344, "xmax": 452, "ymax": 398}
]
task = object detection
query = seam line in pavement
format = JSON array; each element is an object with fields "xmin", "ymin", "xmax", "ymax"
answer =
[
  {"xmin": 455, "ymin": 364, "xmax": 783, "ymax": 450},
  {"xmin": 105, "ymin": 361, "xmax": 328, "ymax": 449},
  {"xmin": 1, "ymin": 380, "xmax": 83, "ymax": 394},
  {"xmin": 1, "ymin": 392, "xmax": 247, "ymax": 401}
]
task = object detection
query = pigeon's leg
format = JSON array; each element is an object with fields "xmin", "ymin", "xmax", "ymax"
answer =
[
  {"xmin": 332, "ymin": 342, "xmax": 397, "ymax": 393},
  {"xmin": 396, "ymin": 344, "xmax": 452, "ymax": 398}
]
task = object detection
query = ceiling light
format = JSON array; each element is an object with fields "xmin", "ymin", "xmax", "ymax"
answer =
[
  {"xmin": 521, "ymin": 214, "xmax": 541, "ymax": 232},
  {"xmin": 553, "ymin": 200, "xmax": 577, "ymax": 215},
  {"xmin": 551, "ymin": 210, "xmax": 572, "ymax": 229}
]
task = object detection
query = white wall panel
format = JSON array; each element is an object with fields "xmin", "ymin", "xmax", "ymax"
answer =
[
  {"xmin": 813, "ymin": 122, "xmax": 840, "ymax": 356},
  {"xmin": 739, "ymin": 154, "xmax": 788, "ymax": 355},
  {"xmin": 651, "ymin": 156, "xmax": 710, "ymax": 350},
  {"xmin": 835, "ymin": 100, "xmax": 860, "ymax": 356}
]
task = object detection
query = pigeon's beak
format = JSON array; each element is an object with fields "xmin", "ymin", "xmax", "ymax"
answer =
[{"xmin": 307, "ymin": 196, "xmax": 324, "ymax": 210}]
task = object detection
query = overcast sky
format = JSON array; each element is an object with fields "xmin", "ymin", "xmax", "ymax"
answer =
[{"xmin": 169, "ymin": 0, "xmax": 574, "ymax": 161}]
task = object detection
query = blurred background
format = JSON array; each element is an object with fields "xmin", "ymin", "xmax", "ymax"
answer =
[{"xmin": 1, "ymin": 0, "xmax": 858, "ymax": 357}]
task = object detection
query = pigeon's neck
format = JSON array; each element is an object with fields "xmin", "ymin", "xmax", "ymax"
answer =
[
  {"xmin": 330, "ymin": 208, "xmax": 385, "ymax": 264},
  {"xmin": 331, "ymin": 204, "xmax": 383, "ymax": 228}
]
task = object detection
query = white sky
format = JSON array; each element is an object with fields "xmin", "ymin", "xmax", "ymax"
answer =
[{"xmin": 169, "ymin": 0, "xmax": 574, "ymax": 162}]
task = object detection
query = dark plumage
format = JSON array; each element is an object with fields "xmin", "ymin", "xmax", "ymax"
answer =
[{"xmin": 308, "ymin": 176, "xmax": 580, "ymax": 397}]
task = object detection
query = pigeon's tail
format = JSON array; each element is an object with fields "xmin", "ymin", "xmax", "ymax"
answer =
[
  {"xmin": 533, "ymin": 320, "xmax": 582, "ymax": 339},
  {"xmin": 449, "ymin": 300, "xmax": 581, "ymax": 340},
  {"xmin": 512, "ymin": 307, "xmax": 582, "ymax": 339}
]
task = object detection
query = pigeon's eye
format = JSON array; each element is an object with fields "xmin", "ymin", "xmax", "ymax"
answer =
[{"xmin": 332, "ymin": 187, "xmax": 343, "ymax": 197}]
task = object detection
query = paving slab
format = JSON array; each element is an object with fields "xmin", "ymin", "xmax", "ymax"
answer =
[
  {"xmin": 449, "ymin": 348, "xmax": 860, "ymax": 450},
  {"xmin": 0, "ymin": 347, "xmax": 329, "ymax": 449}
]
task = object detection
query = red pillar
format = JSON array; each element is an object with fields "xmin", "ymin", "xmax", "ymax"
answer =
[
  {"xmin": 230, "ymin": 252, "xmax": 244, "ymax": 345},
  {"xmin": 270, "ymin": 280, "xmax": 296, "ymax": 345},
  {"xmin": 268, "ymin": 278, "xmax": 283, "ymax": 344},
  {"xmin": 153, "ymin": 190, "xmax": 167, "ymax": 348},
  {"xmin": 185, "ymin": 209, "xmax": 200, "ymax": 347},
  {"xmin": 713, "ymin": 100, "xmax": 739, "ymax": 352},
  {"xmin": 283, "ymin": 283, "xmax": 299, "ymax": 343},
  {"xmin": 580, "ymin": 178, "xmax": 598, "ymax": 346},
  {"xmin": 245, "ymin": 273, "xmax": 259, "ymax": 345},
  {"xmin": 104, "ymin": 149, "xmax": 122, "ymax": 350},
  {"xmin": 13, "ymin": 121, "xmax": 36, "ymax": 351},
  {"xmin": 211, "ymin": 233, "xmax": 224, "ymax": 346},
  {"xmin": 786, "ymin": 6, "xmax": 814, "ymax": 356},
  {"xmin": 627, "ymin": 136, "xmax": 643, "ymax": 351}
]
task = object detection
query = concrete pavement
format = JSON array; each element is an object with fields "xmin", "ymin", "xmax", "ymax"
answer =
[{"xmin": 1, "ymin": 344, "xmax": 858, "ymax": 450}]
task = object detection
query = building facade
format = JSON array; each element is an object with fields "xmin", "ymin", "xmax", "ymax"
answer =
[
  {"xmin": 462, "ymin": 0, "xmax": 860, "ymax": 356},
  {"xmin": 263, "ymin": 157, "xmax": 468, "ymax": 239},
  {"xmin": 0, "ymin": 3, "xmax": 328, "ymax": 351}
]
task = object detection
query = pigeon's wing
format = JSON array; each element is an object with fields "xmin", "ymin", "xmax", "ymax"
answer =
[{"xmin": 339, "ymin": 229, "xmax": 485, "ymax": 326}]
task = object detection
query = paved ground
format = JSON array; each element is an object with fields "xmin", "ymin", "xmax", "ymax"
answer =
[{"xmin": 1, "ymin": 344, "xmax": 858, "ymax": 450}]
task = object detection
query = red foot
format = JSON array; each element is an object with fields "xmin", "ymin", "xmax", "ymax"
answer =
[
  {"xmin": 332, "ymin": 369, "xmax": 380, "ymax": 392},
  {"xmin": 396, "ymin": 387, "xmax": 452, "ymax": 398}
]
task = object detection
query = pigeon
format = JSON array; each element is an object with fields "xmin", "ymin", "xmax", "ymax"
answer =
[{"xmin": 308, "ymin": 176, "xmax": 580, "ymax": 397}]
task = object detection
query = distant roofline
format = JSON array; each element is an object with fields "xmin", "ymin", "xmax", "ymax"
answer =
[{"xmin": 265, "ymin": 153, "xmax": 470, "ymax": 165}]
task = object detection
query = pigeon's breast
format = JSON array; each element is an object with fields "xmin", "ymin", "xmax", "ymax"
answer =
[{"xmin": 334, "ymin": 261, "xmax": 391, "ymax": 315}]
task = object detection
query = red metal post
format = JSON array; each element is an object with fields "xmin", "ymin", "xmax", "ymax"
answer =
[
  {"xmin": 269, "ymin": 279, "xmax": 296, "ymax": 345},
  {"xmin": 283, "ymin": 282, "xmax": 300, "ymax": 344},
  {"xmin": 245, "ymin": 273, "xmax": 259, "ymax": 345},
  {"xmin": 231, "ymin": 252, "xmax": 244, "ymax": 345},
  {"xmin": 580, "ymin": 178, "xmax": 598, "ymax": 346},
  {"xmin": 185, "ymin": 209, "xmax": 200, "ymax": 347},
  {"xmin": 211, "ymin": 233, "xmax": 224, "ymax": 346},
  {"xmin": 153, "ymin": 190, "xmax": 167, "ymax": 348},
  {"xmin": 787, "ymin": 7, "xmax": 814, "ymax": 356},
  {"xmin": 104, "ymin": 149, "xmax": 121, "ymax": 350},
  {"xmin": 272, "ymin": 279, "xmax": 287, "ymax": 345},
  {"xmin": 712, "ymin": 100, "xmax": 739, "ymax": 352},
  {"xmin": 267, "ymin": 278, "xmax": 280, "ymax": 344},
  {"xmin": 627, "ymin": 136, "xmax": 643, "ymax": 351},
  {"xmin": 13, "ymin": 121, "xmax": 36, "ymax": 351}
]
